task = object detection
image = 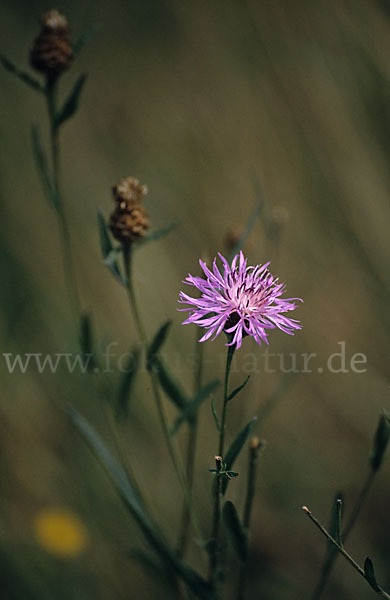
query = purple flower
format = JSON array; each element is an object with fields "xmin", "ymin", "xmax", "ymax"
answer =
[{"xmin": 178, "ymin": 251, "xmax": 302, "ymax": 348}]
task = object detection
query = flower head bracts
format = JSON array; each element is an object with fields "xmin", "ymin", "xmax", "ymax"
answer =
[{"xmin": 178, "ymin": 251, "xmax": 302, "ymax": 349}]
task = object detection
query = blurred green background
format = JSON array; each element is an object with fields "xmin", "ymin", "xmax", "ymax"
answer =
[{"xmin": 0, "ymin": 1, "xmax": 389, "ymax": 598}]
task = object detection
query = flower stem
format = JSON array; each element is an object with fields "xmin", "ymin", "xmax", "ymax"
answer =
[
  {"xmin": 236, "ymin": 438, "xmax": 264, "ymax": 600},
  {"xmin": 208, "ymin": 343, "xmax": 235, "ymax": 588},
  {"xmin": 219, "ymin": 344, "xmax": 236, "ymax": 457},
  {"xmin": 122, "ymin": 245, "xmax": 204, "ymax": 548},
  {"xmin": 177, "ymin": 333, "xmax": 203, "ymax": 557},
  {"xmin": 303, "ymin": 506, "xmax": 390, "ymax": 599},
  {"xmin": 45, "ymin": 76, "xmax": 81, "ymax": 330},
  {"xmin": 310, "ymin": 468, "xmax": 377, "ymax": 600}
]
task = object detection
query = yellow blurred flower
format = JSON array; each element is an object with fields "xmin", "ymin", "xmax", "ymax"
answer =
[{"xmin": 34, "ymin": 507, "xmax": 88, "ymax": 557}]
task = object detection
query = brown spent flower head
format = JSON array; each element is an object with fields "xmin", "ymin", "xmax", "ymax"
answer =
[
  {"xmin": 109, "ymin": 176, "xmax": 150, "ymax": 244},
  {"xmin": 30, "ymin": 10, "xmax": 73, "ymax": 75},
  {"xmin": 112, "ymin": 177, "xmax": 148, "ymax": 208},
  {"xmin": 109, "ymin": 204, "xmax": 150, "ymax": 244}
]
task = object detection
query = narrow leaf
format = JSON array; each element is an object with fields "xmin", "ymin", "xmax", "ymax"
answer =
[
  {"xmin": 222, "ymin": 501, "xmax": 248, "ymax": 562},
  {"xmin": 335, "ymin": 498, "xmax": 343, "ymax": 546},
  {"xmin": 151, "ymin": 356, "xmax": 189, "ymax": 410},
  {"xmin": 136, "ymin": 221, "xmax": 181, "ymax": 247},
  {"xmin": 97, "ymin": 209, "xmax": 124, "ymax": 284},
  {"xmin": 370, "ymin": 410, "xmax": 390, "ymax": 472},
  {"xmin": 73, "ymin": 24, "xmax": 100, "ymax": 55},
  {"xmin": 228, "ymin": 376, "xmax": 250, "ymax": 403},
  {"xmin": 364, "ymin": 557, "xmax": 381, "ymax": 592},
  {"xmin": 0, "ymin": 54, "xmax": 44, "ymax": 92},
  {"xmin": 68, "ymin": 407, "xmax": 214, "ymax": 600},
  {"xmin": 147, "ymin": 320, "xmax": 172, "ymax": 368},
  {"xmin": 116, "ymin": 348, "xmax": 140, "ymax": 421},
  {"xmin": 171, "ymin": 379, "xmax": 220, "ymax": 435},
  {"xmin": 55, "ymin": 74, "xmax": 87, "ymax": 127},
  {"xmin": 31, "ymin": 125, "xmax": 59, "ymax": 211},
  {"xmin": 222, "ymin": 417, "xmax": 257, "ymax": 495}
]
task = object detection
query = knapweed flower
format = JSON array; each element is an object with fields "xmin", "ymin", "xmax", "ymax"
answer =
[{"xmin": 178, "ymin": 252, "xmax": 302, "ymax": 348}]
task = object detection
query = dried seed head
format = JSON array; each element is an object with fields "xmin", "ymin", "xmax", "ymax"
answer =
[
  {"xmin": 30, "ymin": 10, "xmax": 73, "ymax": 75},
  {"xmin": 109, "ymin": 204, "xmax": 150, "ymax": 244},
  {"xmin": 112, "ymin": 177, "xmax": 148, "ymax": 207}
]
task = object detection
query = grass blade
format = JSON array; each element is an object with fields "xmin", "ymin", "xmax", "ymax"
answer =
[{"xmin": 68, "ymin": 407, "xmax": 214, "ymax": 599}]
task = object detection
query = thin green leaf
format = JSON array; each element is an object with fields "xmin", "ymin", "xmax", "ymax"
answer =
[
  {"xmin": 227, "ymin": 376, "xmax": 250, "ymax": 403},
  {"xmin": 221, "ymin": 417, "xmax": 257, "ymax": 495},
  {"xmin": 97, "ymin": 209, "xmax": 124, "ymax": 284},
  {"xmin": 68, "ymin": 407, "xmax": 214, "ymax": 600},
  {"xmin": 73, "ymin": 24, "xmax": 100, "ymax": 55},
  {"xmin": 335, "ymin": 498, "xmax": 343, "ymax": 546},
  {"xmin": 55, "ymin": 73, "xmax": 87, "ymax": 128},
  {"xmin": 222, "ymin": 501, "xmax": 248, "ymax": 562},
  {"xmin": 0, "ymin": 54, "xmax": 44, "ymax": 92},
  {"xmin": 136, "ymin": 221, "xmax": 181, "ymax": 247},
  {"xmin": 31, "ymin": 125, "xmax": 59, "ymax": 211},
  {"xmin": 171, "ymin": 379, "xmax": 220, "ymax": 435},
  {"xmin": 364, "ymin": 557, "xmax": 381, "ymax": 593},
  {"xmin": 147, "ymin": 320, "xmax": 172, "ymax": 368},
  {"xmin": 211, "ymin": 396, "xmax": 220, "ymax": 431},
  {"xmin": 151, "ymin": 356, "xmax": 189, "ymax": 410},
  {"xmin": 370, "ymin": 410, "xmax": 390, "ymax": 472},
  {"xmin": 116, "ymin": 348, "xmax": 140, "ymax": 421}
]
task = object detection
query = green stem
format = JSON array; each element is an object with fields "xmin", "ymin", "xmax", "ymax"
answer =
[
  {"xmin": 219, "ymin": 344, "xmax": 236, "ymax": 457},
  {"xmin": 177, "ymin": 334, "xmax": 203, "ymax": 557},
  {"xmin": 208, "ymin": 343, "xmax": 235, "ymax": 588},
  {"xmin": 303, "ymin": 506, "xmax": 390, "ymax": 599},
  {"xmin": 310, "ymin": 468, "xmax": 377, "ymax": 600},
  {"xmin": 122, "ymin": 246, "xmax": 204, "ymax": 548},
  {"xmin": 45, "ymin": 76, "xmax": 81, "ymax": 329},
  {"xmin": 236, "ymin": 439, "xmax": 264, "ymax": 600}
]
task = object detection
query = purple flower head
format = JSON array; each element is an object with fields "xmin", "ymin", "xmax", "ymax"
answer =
[{"xmin": 178, "ymin": 251, "xmax": 302, "ymax": 349}]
